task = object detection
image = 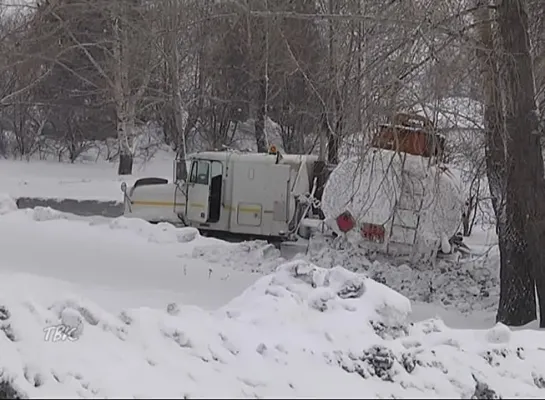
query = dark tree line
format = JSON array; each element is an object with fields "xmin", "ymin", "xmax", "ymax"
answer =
[{"xmin": 0, "ymin": 0, "xmax": 484, "ymax": 171}]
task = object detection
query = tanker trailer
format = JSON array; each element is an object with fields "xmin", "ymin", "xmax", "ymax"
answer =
[{"xmin": 321, "ymin": 139, "xmax": 463, "ymax": 261}]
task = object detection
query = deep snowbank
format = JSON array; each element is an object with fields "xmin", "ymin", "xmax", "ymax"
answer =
[
  {"xmin": 0, "ymin": 260, "xmax": 544, "ymax": 398},
  {"xmin": 305, "ymin": 235, "xmax": 500, "ymax": 316},
  {"xmin": 1, "ymin": 193, "xmax": 286, "ymax": 276},
  {"xmin": 1, "ymin": 194, "xmax": 545, "ymax": 398}
]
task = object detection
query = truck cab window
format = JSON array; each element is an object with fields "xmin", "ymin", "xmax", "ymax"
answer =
[
  {"xmin": 189, "ymin": 162, "xmax": 198, "ymax": 183},
  {"xmin": 189, "ymin": 160, "xmax": 210, "ymax": 185},
  {"xmin": 211, "ymin": 161, "xmax": 223, "ymax": 179}
]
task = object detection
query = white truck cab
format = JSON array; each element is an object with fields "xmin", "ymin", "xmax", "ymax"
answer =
[{"xmin": 121, "ymin": 148, "xmax": 321, "ymax": 241}]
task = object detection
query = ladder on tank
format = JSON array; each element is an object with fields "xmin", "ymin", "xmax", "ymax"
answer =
[{"xmin": 387, "ymin": 152, "xmax": 425, "ymax": 255}]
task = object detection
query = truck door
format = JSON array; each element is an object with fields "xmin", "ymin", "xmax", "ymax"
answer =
[{"xmin": 186, "ymin": 159, "xmax": 210, "ymax": 223}]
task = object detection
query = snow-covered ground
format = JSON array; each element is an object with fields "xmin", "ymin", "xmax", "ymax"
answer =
[
  {"xmin": 0, "ymin": 196, "xmax": 265, "ymax": 313},
  {"xmin": 1, "ymin": 196, "xmax": 545, "ymax": 398},
  {"xmin": 0, "ymin": 154, "xmax": 173, "ymax": 202},
  {"xmin": 1, "ymin": 153, "xmax": 544, "ymax": 397},
  {"xmin": 301, "ymin": 228, "xmax": 504, "ymax": 328},
  {"xmin": 0, "ymin": 155, "xmax": 525, "ymax": 330}
]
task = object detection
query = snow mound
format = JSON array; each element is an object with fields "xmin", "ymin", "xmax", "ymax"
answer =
[
  {"xmin": 17, "ymin": 206, "xmax": 93, "ymax": 223},
  {"xmin": 0, "ymin": 202, "xmax": 109, "ymax": 225},
  {"xmin": 227, "ymin": 260, "xmax": 411, "ymax": 329},
  {"xmin": 190, "ymin": 240, "xmax": 286, "ymax": 274},
  {"xmin": 0, "ymin": 204, "xmax": 212, "ymax": 246},
  {"xmin": 108, "ymin": 217, "xmax": 203, "ymax": 244},
  {"xmin": 0, "ymin": 261, "xmax": 544, "ymax": 398},
  {"xmin": 0, "ymin": 194, "xmax": 17, "ymax": 215},
  {"xmin": 306, "ymin": 235, "xmax": 500, "ymax": 314},
  {"xmin": 0, "ymin": 205, "xmax": 203, "ymax": 242}
]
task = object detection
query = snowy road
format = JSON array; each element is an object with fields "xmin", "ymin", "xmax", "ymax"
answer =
[{"xmin": 16, "ymin": 197, "xmax": 123, "ymax": 218}]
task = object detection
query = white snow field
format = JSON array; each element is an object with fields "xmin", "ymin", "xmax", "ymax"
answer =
[
  {"xmin": 0, "ymin": 195, "xmax": 263, "ymax": 312},
  {"xmin": 0, "ymin": 154, "xmax": 173, "ymax": 202},
  {"xmin": 1, "ymin": 195, "xmax": 545, "ymax": 398}
]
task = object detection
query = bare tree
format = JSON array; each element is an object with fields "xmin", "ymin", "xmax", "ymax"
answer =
[
  {"xmin": 496, "ymin": 0, "xmax": 545, "ymax": 327},
  {"xmin": 161, "ymin": 0, "xmax": 189, "ymax": 178},
  {"xmin": 474, "ymin": 0, "xmax": 545, "ymax": 327},
  {"xmin": 474, "ymin": 0, "xmax": 536, "ymax": 326},
  {"xmin": 0, "ymin": 6, "xmax": 52, "ymax": 159},
  {"xmin": 30, "ymin": 0, "xmax": 160, "ymax": 174}
]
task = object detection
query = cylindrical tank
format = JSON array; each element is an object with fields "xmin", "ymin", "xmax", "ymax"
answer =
[{"xmin": 321, "ymin": 149, "xmax": 463, "ymax": 244}]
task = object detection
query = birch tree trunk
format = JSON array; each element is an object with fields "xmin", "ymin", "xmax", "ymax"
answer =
[
  {"xmin": 326, "ymin": 0, "xmax": 340, "ymax": 165},
  {"xmin": 117, "ymin": 107, "xmax": 135, "ymax": 175},
  {"xmin": 254, "ymin": 76, "xmax": 268, "ymax": 152},
  {"xmin": 111, "ymin": 1, "xmax": 156, "ymax": 176},
  {"xmin": 249, "ymin": 1, "xmax": 268, "ymax": 153},
  {"xmin": 166, "ymin": 0, "xmax": 187, "ymax": 180},
  {"xmin": 113, "ymin": 9, "xmax": 134, "ymax": 176}
]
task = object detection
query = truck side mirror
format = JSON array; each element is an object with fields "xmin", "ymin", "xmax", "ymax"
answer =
[{"xmin": 174, "ymin": 159, "xmax": 188, "ymax": 182}]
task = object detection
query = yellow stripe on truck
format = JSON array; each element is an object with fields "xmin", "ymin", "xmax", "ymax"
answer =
[
  {"xmin": 238, "ymin": 207, "xmax": 261, "ymax": 213},
  {"xmin": 227, "ymin": 206, "xmax": 272, "ymax": 213},
  {"xmin": 131, "ymin": 201, "xmax": 273, "ymax": 214},
  {"xmin": 131, "ymin": 200, "xmax": 186, "ymax": 207}
]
